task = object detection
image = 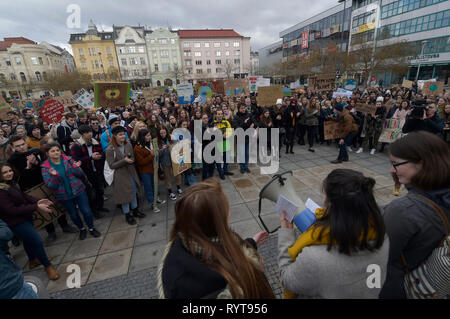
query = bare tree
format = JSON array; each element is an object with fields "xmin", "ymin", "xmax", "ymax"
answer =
[
  {"xmin": 169, "ymin": 65, "xmax": 184, "ymax": 85},
  {"xmin": 223, "ymin": 60, "xmax": 235, "ymax": 80}
]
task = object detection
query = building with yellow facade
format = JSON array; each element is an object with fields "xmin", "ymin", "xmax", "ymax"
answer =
[{"xmin": 69, "ymin": 21, "xmax": 120, "ymax": 81}]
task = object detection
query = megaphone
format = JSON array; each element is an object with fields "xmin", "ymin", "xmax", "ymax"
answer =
[{"xmin": 259, "ymin": 170, "xmax": 316, "ymax": 234}]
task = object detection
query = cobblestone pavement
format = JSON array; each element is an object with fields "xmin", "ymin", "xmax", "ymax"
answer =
[{"xmin": 7, "ymin": 142, "xmax": 402, "ymax": 299}]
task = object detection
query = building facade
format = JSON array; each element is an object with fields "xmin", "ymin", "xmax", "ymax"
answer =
[
  {"xmin": 113, "ymin": 25, "xmax": 150, "ymax": 84},
  {"xmin": 41, "ymin": 42, "xmax": 76, "ymax": 73},
  {"xmin": 250, "ymin": 51, "xmax": 260, "ymax": 75},
  {"xmin": 144, "ymin": 28, "xmax": 183, "ymax": 87},
  {"xmin": 178, "ymin": 29, "xmax": 251, "ymax": 83},
  {"xmin": 258, "ymin": 40, "xmax": 283, "ymax": 72},
  {"xmin": 69, "ymin": 21, "xmax": 120, "ymax": 81},
  {"xmin": 0, "ymin": 37, "xmax": 67, "ymax": 98}
]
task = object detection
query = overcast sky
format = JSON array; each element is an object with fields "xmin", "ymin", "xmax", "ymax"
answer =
[{"xmin": 1, "ymin": 0, "xmax": 340, "ymax": 54}]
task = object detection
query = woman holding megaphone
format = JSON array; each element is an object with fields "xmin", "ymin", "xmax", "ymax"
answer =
[{"xmin": 278, "ymin": 169, "xmax": 389, "ymax": 299}]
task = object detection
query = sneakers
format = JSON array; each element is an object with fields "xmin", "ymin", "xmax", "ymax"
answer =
[
  {"xmin": 79, "ymin": 229, "xmax": 87, "ymax": 240},
  {"xmin": 131, "ymin": 208, "xmax": 146, "ymax": 218},
  {"xmin": 356, "ymin": 147, "xmax": 363, "ymax": 154},
  {"xmin": 169, "ymin": 193, "xmax": 177, "ymax": 201},
  {"xmin": 157, "ymin": 198, "xmax": 166, "ymax": 205},
  {"xmin": 177, "ymin": 188, "xmax": 183, "ymax": 195},
  {"xmin": 152, "ymin": 205, "xmax": 161, "ymax": 213},
  {"xmin": 240, "ymin": 168, "xmax": 245, "ymax": 174},
  {"xmin": 125, "ymin": 214, "xmax": 137, "ymax": 225},
  {"xmin": 370, "ymin": 148, "xmax": 376, "ymax": 155},
  {"xmin": 89, "ymin": 228, "xmax": 101, "ymax": 237},
  {"xmin": 347, "ymin": 146, "xmax": 353, "ymax": 153}
]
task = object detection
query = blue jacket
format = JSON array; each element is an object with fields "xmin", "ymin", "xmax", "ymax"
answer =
[
  {"xmin": 100, "ymin": 128, "xmax": 129, "ymax": 152},
  {"xmin": 0, "ymin": 219, "xmax": 23, "ymax": 298}
]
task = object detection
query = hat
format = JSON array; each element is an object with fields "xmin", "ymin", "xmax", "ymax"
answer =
[
  {"xmin": 77, "ymin": 110, "xmax": 87, "ymax": 118},
  {"xmin": 290, "ymin": 98, "xmax": 297, "ymax": 104},
  {"xmin": 127, "ymin": 115, "xmax": 137, "ymax": 124},
  {"xmin": 276, "ymin": 98, "xmax": 283, "ymax": 105},
  {"xmin": 334, "ymin": 104, "xmax": 344, "ymax": 112},
  {"xmin": 385, "ymin": 90, "xmax": 391, "ymax": 95},
  {"xmin": 111, "ymin": 126, "xmax": 126, "ymax": 135},
  {"xmin": 376, "ymin": 96, "xmax": 384, "ymax": 102},
  {"xmin": 108, "ymin": 116, "xmax": 120, "ymax": 126},
  {"xmin": 78, "ymin": 124, "xmax": 92, "ymax": 135}
]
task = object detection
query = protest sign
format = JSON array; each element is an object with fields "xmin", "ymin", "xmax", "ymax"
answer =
[
  {"xmin": 355, "ymin": 103, "xmax": 377, "ymax": 116},
  {"xmin": 95, "ymin": 82, "xmax": 131, "ymax": 108},
  {"xmin": 25, "ymin": 183, "xmax": 66, "ymax": 230},
  {"xmin": 212, "ymin": 80, "xmax": 225, "ymax": 94},
  {"xmin": 323, "ymin": 121, "xmax": 344, "ymax": 140},
  {"xmin": 224, "ymin": 79, "xmax": 249, "ymax": 96},
  {"xmin": 283, "ymin": 87, "xmax": 292, "ymax": 96},
  {"xmin": 54, "ymin": 95, "xmax": 76, "ymax": 107},
  {"xmin": 378, "ymin": 119, "xmax": 405, "ymax": 143},
  {"xmin": 332, "ymin": 89, "xmax": 353, "ymax": 99},
  {"xmin": 343, "ymin": 79, "xmax": 357, "ymax": 91},
  {"xmin": 257, "ymin": 86, "xmax": 283, "ymax": 106},
  {"xmin": 249, "ymin": 76, "xmax": 259, "ymax": 93},
  {"xmin": 72, "ymin": 88, "xmax": 94, "ymax": 109},
  {"xmin": 40, "ymin": 99, "xmax": 64, "ymax": 123},
  {"xmin": 417, "ymin": 78, "xmax": 436, "ymax": 90},
  {"xmin": 314, "ymin": 74, "xmax": 335, "ymax": 92},
  {"xmin": 256, "ymin": 78, "xmax": 270, "ymax": 88},
  {"xmin": 401, "ymin": 79, "xmax": 413, "ymax": 89},
  {"xmin": 422, "ymin": 81, "xmax": 444, "ymax": 96},
  {"xmin": 177, "ymin": 83, "xmax": 194, "ymax": 104},
  {"xmin": 0, "ymin": 96, "xmax": 10, "ymax": 121},
  {"xmin": 198, "ymin": 85, "xmax": 213, "ymax": 99},
  {"xmin": 290, "ymin": 80, "xmax": 301, "ymax": 89},
  {"xmin": 142, "ymin": 86, "xmax": 168, "ymax": 99},
  {"xmin": 171, "ymin": 139, "xmax": 192, "ymax": 176}
]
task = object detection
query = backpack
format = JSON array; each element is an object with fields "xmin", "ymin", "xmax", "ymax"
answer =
[{"xmin": 400, "ymin": 194, "xmax": 450, "ymax": 299}]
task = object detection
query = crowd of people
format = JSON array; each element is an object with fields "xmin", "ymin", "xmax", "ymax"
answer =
[{"xmin": 0, "ymin": 80, "xmax": 449, "ymax": 299}]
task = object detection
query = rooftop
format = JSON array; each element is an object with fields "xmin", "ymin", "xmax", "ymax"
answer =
[
  {"xmin": 178, "ymin": 29, "xmax": 242, "ymax": 38},
  {"xmin": 0, "ymin": 37, "xmax": 36, "ymax": 51}
]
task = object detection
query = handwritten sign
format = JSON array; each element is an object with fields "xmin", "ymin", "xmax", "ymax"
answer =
[
  {"xmin": 177, "ymin": 83, "xmax": 194, "ymax": 105},
  {"xmin": 422, "ymin": 81, "xmax": 444, "ymax": 96},
  {"xmin": 171, "ymin": 139, "xmax": 192, "ymax": 176},
  {"xmin": 40, "ymin": 99, "xmax": 64, "ymax": 123},
  {"xmin": 212, "ymin": 80, "xmax": 225, "ymax": 94},
  {"xmin": 95, "ymin": 82, "xmax": 131, "ymax": 108},
  {"xmin": 323, "ymin": 121, "xmax": 344, "ymax": 140},
  {"xmin": 224, "ymin": 79, "xmax": 249, "ymax": 96},
  {"xmin": 73, "ymin": 88, "xmax": 94, "ymax": 109},
  {"xmin": 313, "ymin": 74, "xmax": 335, "ymax": 92},
  {"xmin": 0, "ymin": 96, "xmax": 10, "ymax": 121},
  {"xmin": 378, "ymin": 119, "xmax": 405, "ymax": 143},
  {"xmin": 355, "ymin": 103, "xmax": 377, "ymax": 116},
  {"xmin": 401, "ymin": 79, "xmax": 413, "ymax": 89},
  {"xmin": 257, "ymin": 86, "xmax": 283, "ymax": 107}
]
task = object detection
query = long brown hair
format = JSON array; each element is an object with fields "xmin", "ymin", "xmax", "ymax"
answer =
[{"xmin": 170, "ymin": 179, "xmax": 275, "ymax": 299}]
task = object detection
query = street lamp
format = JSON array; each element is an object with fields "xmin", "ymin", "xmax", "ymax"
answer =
[
  {"xmin": 98, "ymin": 51, "xmax": 106, "ymax": 80},
  {"xmin": 415, "ymin": 40, "xmax": 429, "ymax": 82}
]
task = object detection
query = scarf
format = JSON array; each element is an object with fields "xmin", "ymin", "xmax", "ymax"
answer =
[{"xmin": 284, "ymin": 208, "xmax": 379, "ymax": 299}]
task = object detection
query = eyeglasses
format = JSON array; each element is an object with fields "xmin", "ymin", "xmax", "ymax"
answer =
[{"xmin": 391, "ymin": 160, "xmax": 410, "ymax": 170}]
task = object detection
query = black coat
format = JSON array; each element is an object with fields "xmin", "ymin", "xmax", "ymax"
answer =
[
  {"xmin": 0, "ymin": 183, "xmax": 38, "ymax": 228},
  {"xmin": 8, "ymin": 149, "xmax": 45, "ymax": 191},
  {"xmin": 283, "ymin": 105, "xmax": 300, "ymax": 129}
]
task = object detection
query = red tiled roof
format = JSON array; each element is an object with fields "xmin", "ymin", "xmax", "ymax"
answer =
[
  {"xmin": 179, "ymin": 29, "xmax": 242, "ymax": 38},
  {"xmin": 0, "ymin": 37, "xmax": 36, "ymax": 50}
]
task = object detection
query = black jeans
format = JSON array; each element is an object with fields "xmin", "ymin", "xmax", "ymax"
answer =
[
  {"xmin": 86, "ymin": 171, "xmax": 105, "ymax": 212},
  {"xmin": 307, "ymin": 126, "xmax": 316, "ymax": 148},
  {"xmin": 338, "ymin": 132, "xmax": 357, "ymax": 160},
  {"xmin": 296, "ymin": 124, "xmax": 307, "ymax": 144},
  {"xmin": 44, "ymin": 215, "xmax": 69, "ymax": 234},
  {"xmin": 285, "ymin": 127, "xmax": 295, "ymax": 151}
]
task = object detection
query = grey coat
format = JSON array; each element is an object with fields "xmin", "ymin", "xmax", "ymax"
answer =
[
  {"xmin": 106, "ymin": 142, "xmax": 142, "ymax": 205},
  {"xmin": 304, "ymin": 107, "xmax": 320, "ymax": 126},
  {"xmin": 278, "ymin": 228, "xmax": 389, "ymax": 299}
]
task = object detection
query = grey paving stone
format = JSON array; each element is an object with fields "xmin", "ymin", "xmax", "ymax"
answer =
[
  {"xmin": 134, "ymin": 221, "xmax": 166, "ymax": 246},
  {"xmin": 129, "ymin": 240, "xmax": 167, "ymax": 273}
]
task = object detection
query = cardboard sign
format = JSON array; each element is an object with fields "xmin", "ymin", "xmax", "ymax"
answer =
[
  {"xmin": 198, "ymin": 85, "xmax": 213, "ymax": 99},
  {"xmin": 25, "ymin": 183, "xmax": 66, "ymax": 230},
  {"xmin": 171, "ymin": 139, "xmax": 192, "ymax": 176},
  {"xmin": 249, "ymin": 76, "xmax": 260, "ymax": 93},
  {"xmin": 323, "ymin": 121, "xmax": 344, "ymax": 140},
  {"xmin": 314, "ymin": 74, "xmax": 335, "ymax": 92},
  {"xmin": 40, "ymin": 99, "xmax": 64, "ymax": 123},
  {"xmin": 177, "ymin": 83, "xmax": 194, "ymax": 105},
  {"xmin": 283, "ymin": 87, "xmax": 292, "ymax": 96},
  {"xmin": 422, "ymin": 81, "xmax": 444, "ymax": 96},
  {"xmin": 378, "ymin": 119, "xmax": 405, "ymax": 144},
  {"xmin": 142, "ymin": 86, "xmax": 169, "ymax": 99},
  {"xmin": 0, "ymin": 96, "xmax": 10, "ymax": 121},
  {"xmin": 73, "ymin": 88, "xmax": 94, "ymax": 109},
  {"xmin": 343, "ymin": 79, "xmax": 357, "ymax": 91},
  {"xmin": 355, "ymin": 103, "xmax": 377, "ymax": 116},
  {"xmin": 54, "ymin": 95, "xmax": 76, "ymax": 107},
  {"xmin": 212, "ymin": 80, "xmax": 225, "ymax": 94},
  {"xmin": 256, "ymin": 78, "xmax": 270, "ymax": 89},
  {"xmin": 224, "ymin": 79, "xmax": 249, "ymax": 96},
  {"xmin": 95, "ymin": 82, "xmax": 131, "ymax": 108},
  {"xmin": 257, "ymin": 86, "xmax": 283, "ymax": 106},
  {"xmin": 401, "ymin": 79, "xmax": 413, "ymax": 89}
]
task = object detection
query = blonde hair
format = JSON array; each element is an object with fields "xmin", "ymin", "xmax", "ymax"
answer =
[{"xmin": 131, "ymin": 121, "xmax": 147, "ymax": 140}]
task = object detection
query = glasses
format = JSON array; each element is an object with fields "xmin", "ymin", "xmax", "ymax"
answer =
[{"xmin": 391, "ymin": 160, "xmax": 410, "ymax": 170}]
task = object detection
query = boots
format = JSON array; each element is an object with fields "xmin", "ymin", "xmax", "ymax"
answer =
[
  {"xmin": 393, "ymin": 184, "xmax": 401, "ymax": 196},
  {"xmin": 45, "ymin": 264, "xmax": 59, "ymax": 280}
]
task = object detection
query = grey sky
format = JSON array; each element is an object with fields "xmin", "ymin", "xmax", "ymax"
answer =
[{"xmin": 1, "ymin": 0, "xmax": 339, "ymax": 54}]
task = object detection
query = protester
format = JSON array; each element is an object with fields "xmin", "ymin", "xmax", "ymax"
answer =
[
  {"xmin": 100, "ymin": 116, "xmax": 121, "ymax": 152},
  {"xmin": 106, "ymin": 126, "xmax": 145, "ymax": 225},
  {"xmin": 0, "ymin": 163, "xmax": 59, "ymax": 281},
  {"xmin": 213, "ymin": 109, "xmax": 233, "ymax": 179},
  {"xmin": 330, "ymin": 104, "xmax": 358, "ymax": 164},
  {"xmin": 356, "ymin": 98, "xmax": 386, "ymax": 155},
  {"xmin": 232, "ymin": 103, "xmax": 254, "ymax": 172},
  {"xmin": 380, "ymin": 132, "xmax": 450, "ymax": 299},
  {"xmin": 283, "ymin": 98, "xmax": 300, "ymax": 154},
  {"xmin": 158, "ymin": 178, "xmax": 274, "ymax": 299},
  {"xmin": 41, "ymin": 142, "xmax": 101, "ymax": 240},
  {"xmin": 57, "ymin": 113, "xmax": 77, "ymax": 155},
  {"xmin": 157, "ymin": 126, "xmax": 182, "ymax": 200},
  {"xmin": 25, "ymin": 125, "xmax": 41, "ymax": 149},
  {"xmin": 304, "ymin": 100, "xmax": 319, "ymax": 152}
]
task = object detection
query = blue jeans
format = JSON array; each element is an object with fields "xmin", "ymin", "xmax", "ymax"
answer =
[
  {"xmin": 216, "ymin": 151, "xmax": 229, "ymax": 175},
  {"xmin": 239, "ymin": 142, "xmax": 250, "ymax": 170},
  {"xmin": 338, "ymin": 132, "xmax": 357, "ymax": 160},
  {"xmin": 11, "ymin": 221, "xmax": 51, "ymax": 267},
  {"xmin": 141, "ymin": 173, "xmax": 155, "ymax": 205},
  {"xmin": 202, "ymin": 162, "xmax": 215, "ymax": 180},
  {"xmin": 12, "ymin": 282, "xmax": 39, "ymax": 299},
  {"xmin": 122, "ymin": 177, "xmax": 138, "ymax": 214},
  {"xmin": 60, "ymin": 191, "xmax": 94, "ymax": 230}
]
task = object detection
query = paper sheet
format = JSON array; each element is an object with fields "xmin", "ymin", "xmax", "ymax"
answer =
[
  {"xmin": 305, "ymin": 198, "xmax": 321, "ymax": 214},
  {"xmin": 275, "ymin": 195, "xmax": 299, "ymax": 223}
]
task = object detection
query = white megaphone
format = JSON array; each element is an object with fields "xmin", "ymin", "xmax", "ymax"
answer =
[{"xmin": 259, "ymin": 170, "xmax": 316, "ymax": 234}]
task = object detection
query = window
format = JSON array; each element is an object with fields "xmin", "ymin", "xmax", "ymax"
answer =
[
  {"xmin": 183, "ymin": 42, "xmax": 190, "ymax": 48},
  {"xmin": 92, "ymin": 48, "xmax": 96, "ymax": 55},
  {"xmin": 4, "ymin": 58, "xmax": 11, "ymax": 66},
  {"xmin": 160, "ymin": 50, "xmax": 169, "ymax": 57},
  {"xmin": 196, "ymin": 60, "xmax": 202, "ymax": 65},
  {"xmin": 194, "ymin": 51, "xmax": 202, "ymax": 57},
  {"xmin": 194, "ymin": 42, "xmax": 201, "ymax": 48},
  {"xmin": 95, "ymin": 60, "xmax": 99, "ymax": 68},
  {"xmin": 121, "ymin": 58, "xmax": 127, "ymax": 66},
  {"xmin": 214, "ymin": 42, "xmax": 221, "ymax": 47},
  {"xmin": 109, "ymin": 60, "xmax": 114, "ymax": 67},
  {"xmin": 15, "ymin": 57, "xmax": 21, "ymax": 65},
  {"xmin": 205, "ymin": 42, "xmax": 210, "ymax": 47},
  {"xmin": 235, "ymin": 50, "xmax": 240, "ymax": 56},
  {"xmin": 187, "ymin": 69, "xmax": 192, "ymax": 74},
  {"xmin": 35, "ymin": 72, "xmax": 42, "ymax": 82},
  {"xmin": 162, "ymin": 63, "xmax": 170, "ymax": 71},
  {"xmin": 173, "ymin": 50, "xmax": 177, "ymax": 58},
  {"xmin": 206, "ymin": 60, "xmax": 211, "ymax": 65},
  {"xmin": 107, "ymin": 47, "xmax": 112, "ymax": 55},
  {"xmin": 207, "ymin": 68, "xmax": 211, "ymax": 74},
  {"xmin": 150, "ymin": 39, "xmax": 155, "ymax": 44},
  {"xmin": 224, "ymin": 42, "xmax": 229, "ymax": 47},
  {"xmin": 10, "ymin": 73, "xmax": 16, "ymax": 80},
  {"xmin": 233, "ymin": 42, "xmax": 240, "ymax": 47},
  {"xmin": 130, "ymin": 58, "xmax": 137, "ymax": 65},
  {"xmin": 142, "ymin": 69, "xmax": 147, "ymax": 76},
  {"xmin": 196, "ymin": 69, "xmax": 203, "ymax": 74},
  {"xmin": 97, "ymin": 48, "xmax": 101, "ymax": 55},
  {"xmin": 140, "ymin": 57, "xmax": 146, "ymax": 65},
  {"xmin": 186, "ymin": 60, "xmax": 192, "ymax": 66},
  {"xmin": 138, "ymin": 46, "xmax": 144, "ymax": 53},
  {"xmin": 20, "ymin": 72, "xmax": 26, "ymax": 82},
  {"xmin": 381, "ymin": 0, "xmax": 446, "ymax": 20},
  {"xmin": 184, "ymin": 51, "xmax": 191, "ymax": 57},
  {"xmin": 119, "ymin": 48, "xmax": 124, "ymax": 54},
  {"xmin": 159, "ymin": 38, "xmax": 168, "ymax": 44},
  {"xmin": 79, "ymin": 48, "xmax": 84, "ymax": 56},
  {"xmin": 152, "ymin": 51, "xmax": 157, "ymax": 58},
  {"xmin": 173, "ymin": 63, "xmax": 179, "ymax": 70},
  {"xmin": 31, "ymin": 57, "xmax": 38, "ymax": 65},
  {"xmin": 216, "ymin": 51, "xmax": 221, "ymax": 57},
  {"xmin": 128, "ymin": 46, "xmax": 136, "ymax": 53},
  {"xmin": 81, "ymin": 62, "xmax": 87, "ymax": 69},
  {"xmin": 225, "ymin": 51, "xmax": 230, "ymax": 56},
  {"xmin": 234, "ymin": 59, "xmax": 240, "ymax": 64},
  {"xmin": 215, "ymin": 60, "xmax": 221, "ymax": 65},
  {"xmin": 216, "ymin": 68, "xmax": 222, "ymax": 73},
  {"xmin": 154, "ymin": 64, "xmax": 159, "ymax": 72},
  {"xmin": 171, "ymin": 39, "xmax": 175, "ymax": 44},
  {"xmin": 206, "ymin": 51, "xmax": 211, "ymax": 57},
  {"xmin": 91, "ymin": 61, "xmax": 95, "ymax": 69}
]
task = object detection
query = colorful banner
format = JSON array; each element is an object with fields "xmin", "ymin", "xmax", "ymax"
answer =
[
  {"xmin": 94, "ymin": 82, "xmax": 131, "ymax": 108},
  {"xmin": 249, "ymin": 76, "xmax": 259, "ymax": 93},
  {"xmin": 224, "ymin": 79, "xmax": 249, "ymax": 96},
  {"xmin": 212, "ymin": 80, "xmax": 225, "ymax": 94},
  {"xmin": 351, "ymin": 22, "xmax": 376, "ymax": 35},
  {"xmin": 301, "ymin": 30, "xmax": 309, "ymax": 49},
  {"xmin": 314, "ymin": 31, "xmax": 322, "ymax": 39},
  {"xmin": 283, "ymin": 87, "xmax": 292, "ymax": 96},
  {"xmin": 198, "ymin": 85, "xmax": 213, "ymax": 99},
  {"xmin": 177, "ymin": 83, "xmax": 194, "ymax": 105},
  {"xmin": 72, "ymin": 88, "xmax": 94, "ymax": 109},
  {"xmin": 329, "ymin": 24, "xmax": 340, "ymax": 35},
  {"xmin": 422, "ymin": 81, "xmax": 444, "ymax": 96},
  {"xmin": 171, "ymin": 139, "xmax": 192, "ymax": 176},
  {"xmin": 378, "ymin": 119, "xmax": 405, "ymax": 144},
  {"xmin": 344, "ymin": 79, "xmax": 357, "ymax": 91}
]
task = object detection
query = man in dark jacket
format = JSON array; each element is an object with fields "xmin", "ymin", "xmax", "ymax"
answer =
[
  {"xmin": 232, "ymin": 103, "xmax": 255, "ymax": 174},
  {"xmin": 71, "ymin": 125, "xmax": 108, "ymax": 219},
  {"xmin": 57, "ymin": 113, "xmax": 77, "ymax": 155},
  {"xmin": 7, "ymin": 136, "xmax": 77, "ymax": 242},
  {"xmin": 283, "ymin": 98, "xmax": 300, "ymax": 154},
  {"xmin": 402, "ymin": 103, "xmax": 445, "ymax": 137}
]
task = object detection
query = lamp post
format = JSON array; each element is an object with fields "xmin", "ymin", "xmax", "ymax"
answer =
[
  {"xmin": 98, "ymin": 51, "xmax": 106, "ymax": 80},
  {"xmin": 415, "ymin": 40, "xmax": 429, "ymax": 82}
]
